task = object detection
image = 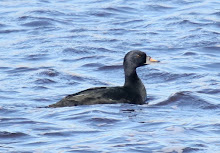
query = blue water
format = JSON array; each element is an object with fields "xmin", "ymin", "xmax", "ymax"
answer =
[{"xmin": 0, "ymin": 0, "xmax": 220, "ymax": 152}]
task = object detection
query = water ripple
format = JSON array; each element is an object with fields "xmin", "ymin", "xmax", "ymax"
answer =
[
  {"xmin": 0, "ymin": 0, "xmax": 220, "ymax": 152},
  {"xmin": 0, "ymin": 131, "xmax": 28, "ymax": 139},
  {"xmin": 21, "ymin": 21, "xmax": 53, "ymax": 27},
  {"xmin": 156, "ymin": 91, "xmax": 220, "ymax": 109}
]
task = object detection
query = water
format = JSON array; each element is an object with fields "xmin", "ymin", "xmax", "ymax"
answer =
[{"xmin": 0, "ymin": 0, "xmax": 220, "ymax": 152}]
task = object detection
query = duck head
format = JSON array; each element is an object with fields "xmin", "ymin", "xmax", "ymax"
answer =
[{"xmin": 123, "ymin": 50, "xmax": 159, "ymax": 70}]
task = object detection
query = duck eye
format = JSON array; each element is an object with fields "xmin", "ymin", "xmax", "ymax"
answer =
[{"xmin": 136, "ymin": 54, "xmax": 141, "ymax": 58}]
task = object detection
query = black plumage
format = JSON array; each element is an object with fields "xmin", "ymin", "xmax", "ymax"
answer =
[{"xmin": 49, "ymin": 50, "xmax": 158, "ymax": 107}]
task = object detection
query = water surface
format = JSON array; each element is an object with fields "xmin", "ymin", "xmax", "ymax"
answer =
[{"xmin": 0, "ymin": 0, "xmax": 220, "ymax": 152}]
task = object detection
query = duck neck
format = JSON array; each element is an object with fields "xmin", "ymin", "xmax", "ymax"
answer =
[
  {"xmin": 123, "ymin": 64, "xmax": 147, "ymax": 103},
  {"xmin": 124, "ymin": 67, "xmax": 140, "ymax": 87}
]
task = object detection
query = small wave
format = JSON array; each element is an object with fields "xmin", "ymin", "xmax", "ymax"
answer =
[
  {"xmin": 0, "ymin": 89, "xmax": 19, "ymax": 94},
  {"xmin": 29, "ymin": 10, "xmax": 66, "ymax": 16},
  {"xmin": 156, "ymin": 91, "xmax": 220, "ymax": 109},
  {"xmin": 42, "ymin": 129, "xmax": 101, "ymax": 137},
  {"xmin": 39, "ymin": 69, "xmax": 59, "ymax": 77},
  {"xmin": 198, "ymin": 89, "xmax": 220, "ymax": 95},
  {"xmin": 63, "ymin": 47, "xmax": 113, "ymax": 55},
  {"xmin": 63, "ymin": 48, "xmax": 90, "ymax": 55},
  {"xmin": 144, "ymin": 4, "xmax": 175, "ymax": 12},
  {"xmin": 212, "ymin": 11, "xmax": 220, "ymax": 16},
  {"xmin": 108, "ymin": 28, "xmax": 126, "ymax": 33},
  {"xmin": 26, "ymin": 54, "xmax": 49, "ymax": 61},
  {"xmin": 35, "ymin": 78, "xmax": 56, "ymax": 84},
  {"xmin": 1, "ymin": 117, "xmax": 37, "ymax": 124},
  {"xmin": 81, "ymin": 63, "xmax": 104, "ymax": 68},
  {"xmin": 182, "ymin": 51, "xmax": 197, "ymax": 56},
  {"xmin": 183, "ymin": 147, "xmax": 204, "ymax": 152},
  {"xmin": 84, "ymin": 117, "xmax": 121, "ymax": 127},
  {"xmin": 0, "ymin": 131, "xmax": 28, "ymax": 139},
  {"xmin": 0, "ymin": 96, "xmax": 15, "ymax": 100},
  {"xmin": 19, "ymin": 15, "xmax": 67, "ymax": 25},
  {"xmin": 70, "ymin": 28, "xmax": 87, "ymax": 33},
  {"xmin": 0, "ymin": 29, "xmax": 26, "ymax": 34},
  {"xmin": 98, "ymin": 65, "xmax": 123, "ymax": 71},
  {"xmin": 114, "ymin": 19, "xmax": 144, "ymax": 26},
  {"xmin": 32, "ymin": 98, "xmax": 51, "ymax": 102},
  {"xmin": 22, "ymin": 21, "xmax": 53, "ymax": 27},
  {"xmin": 89, "ymin": 11, "xmax": 114, "ymax": 17},
  {"xmin": 33, "ymin": 86, "xmax": 49, "ymax": 90},
  {"xmin": 203, "ymin": 46, "xmax": 220, "ymax": 52},
  {"xmin": 96, "ymin": 47, "xmax": 113, "ymax": 53},
  {"xmin": 7, "ymin": 67, "xmax": 38, "ymax": 74},
  {"xmin": 62, "ymin": 73, "xmax": 85, "ymax": 82},
  {"xmin": 202, "ymin": 63, "xmax": 220, "ymax": 70},
  {"xmin": 145, "ymin": 71, "xmax": 201, "ymax": 83},
  {"xmin": 86, "ymin": 77, "xmax": 110, "ymax": 86},
  {"xmin": 162, "ymin": 146, "xmax": 202, "ymax": 153},
  {"xmin": 74, "ymin": 55, "xmax": 106, "ymax": 62},
  {"xmin": 0, "ymin": 66, "xmax": 10, "ymax": 70},
  {"xmin": 42, "ymin": 131, "xmax": 71, "ymax": 137},
  {"xmin": 170, "ymin": 19, "xmax": 204, "ymax": 27},
  {"xmin": 0, "ymin": 23, "xmax": 6, "ymax": 27},
  {"xmin": 104, "ymin": 6, "xmax": 137, "ymax": 14},
  {"xmin": 0, "ymin": 107, "xmax": 18, "ymax": 115}
]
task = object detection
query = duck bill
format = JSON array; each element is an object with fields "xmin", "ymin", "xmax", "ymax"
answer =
[
  {"xmin": 150, "ymin": 58, "xmax": 158, "ymax": 62},
  {"xmin": 144, "ymin": 56, "xmax": 159, "ymax": 65}
]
